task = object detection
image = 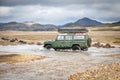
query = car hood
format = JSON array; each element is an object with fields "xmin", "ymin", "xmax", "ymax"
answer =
[{"xmin": 44, "ymin": 40, "xmax": 55, "ymax": 44}]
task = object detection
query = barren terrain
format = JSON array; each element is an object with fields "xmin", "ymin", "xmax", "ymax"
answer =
[{"xmin": 0, "ymin": 27, "xmax": 120, "ymax": 80}]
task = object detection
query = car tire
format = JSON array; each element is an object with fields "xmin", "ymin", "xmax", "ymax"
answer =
[
  {"xmin": 72, "ymin": 45, "xmax": 81, "ymax": 50},
  {"xmin": 44, "ymin": 45, "xmax": 52, "ymax": 49}
]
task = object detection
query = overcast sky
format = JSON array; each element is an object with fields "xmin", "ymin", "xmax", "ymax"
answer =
[{"xmin": 0, "ymin": 0, "xmax": 120, "ymax": 25}]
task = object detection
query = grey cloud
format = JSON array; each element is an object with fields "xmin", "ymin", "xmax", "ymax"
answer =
[
  {"xmin": 0, "ymin": 0, "xmax": 120, "ymax": 24},
  {"xmin": 0, "ymin": 0, "xmax": 119, "ymax": 6},
  {"xmin": 100, "ymin": 17, "xmax": 120, "ymax": 22}
]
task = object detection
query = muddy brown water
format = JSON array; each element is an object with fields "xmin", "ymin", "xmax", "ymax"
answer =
[{"xmin": 0, "ymin": 45, "xmax": 120, "ymax": 80}]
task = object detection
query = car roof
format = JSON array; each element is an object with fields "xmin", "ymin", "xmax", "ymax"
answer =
[
  {"xmin": 58, "ymin": 33, "xmax": 87, "ymax": 36},
  {"xmin": 58, "ymin": 27, "xmax": 88, "ymax": 33}
]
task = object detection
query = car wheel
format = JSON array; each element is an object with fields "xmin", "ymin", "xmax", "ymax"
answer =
[
  {"xmin": 72, "ymin": 45, "xmax": 80, "ymax": 50},
  {"xmin": 44, "ymin": 45, "xmax": 52, "ymax": 49}
]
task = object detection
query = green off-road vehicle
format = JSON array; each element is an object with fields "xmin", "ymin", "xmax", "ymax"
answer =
[{"xmin": 44, "ymin": 28, "xmax": 92, "ymax": 51}]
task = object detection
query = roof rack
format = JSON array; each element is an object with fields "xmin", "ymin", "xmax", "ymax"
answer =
[{"xmin": 58, "ymin": 27, "xmax": 88, "ymax": 33}]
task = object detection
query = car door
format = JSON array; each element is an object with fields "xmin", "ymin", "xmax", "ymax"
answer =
[
  {"xmin": 64, "ymin": 35, "xmax": 73, "ymax": 48},
  {"xmin": 53, "ymin": 35, "xmax": 65, "ymax": 48}
]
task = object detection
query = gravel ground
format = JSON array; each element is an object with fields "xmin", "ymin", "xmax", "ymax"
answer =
[{"xmin": 68, "ymin": 62, "xmax": 120, "ymax": 80}]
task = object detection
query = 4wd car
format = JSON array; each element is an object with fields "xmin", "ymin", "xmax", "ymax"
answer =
[{"xmin": 44, "ymin": 29, "xmax": 92, "ymax": 51}]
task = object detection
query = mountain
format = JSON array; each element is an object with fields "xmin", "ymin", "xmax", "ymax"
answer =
[
  {"xmin": 0, "ymin": 22, "xmax": 58, "ymax": 31},
  {"xmin": 62, "ymin": 17, "xmax": 103, "ymax": 27},
  {"xmin": 75, "ymin": 17, "xmax": 103, "ymax": 26}
]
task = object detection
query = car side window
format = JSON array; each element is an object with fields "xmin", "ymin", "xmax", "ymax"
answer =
[
  {"xmin": 74, "ymin": 35, "xmax": 85, "ymax": 40},
  {"xmin": 57, "ymin": 35, "xmax": 64, "ymax": 40},
  {"xmin": 65, "ymin": 35, "xmax": 72, "ymax": 40}
]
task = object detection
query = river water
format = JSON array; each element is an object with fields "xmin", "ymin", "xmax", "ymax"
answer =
[{"xmin": 0, "ymin": 45, "xmax": 120, "ymax": 80}]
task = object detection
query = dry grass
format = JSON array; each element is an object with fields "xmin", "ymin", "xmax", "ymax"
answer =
[
  {"xmin": 0, "ymin": 31, "xmax": 59, "ymax": 44},
  {"xmin": 89, "ymin": 31, "xmax": 120, "ymax": 45},
  {"xmin": 88, "ymin": 27, "xmax": 120, "ymax": 45},
  {"xmin": 0, "ymin": 27, "xmax": 120, "ymax": 45},
  {"xmin": 68, "ymin": 62, "xmax": 120, "ymax": 80},
  {"xmin": 0, "ymin": 53, "xmax": 47, "ymax": 64}
]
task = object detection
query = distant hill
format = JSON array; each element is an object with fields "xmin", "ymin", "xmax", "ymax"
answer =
[
  {"xmin": 61, "ymin": 23, "xmax": 82, "ymax": 28},
  {"xmin": 103, "ymin": 21, "xmax": 120, "ymax": 27},
  {"xmin": 0, "ymin": 22, "xmax": 58, "ymax": 31},
  {"xmin": 75, "ymin": 17, "xmax": 103, "ymax": 26},
  {"xmin": 62, "ymin": 17, "xmax": 103, "ymax": 27},
  {"xmin": 111, "ymin": 21, "xmax": 120, "ymax": 26},
  {"xmin": 0, "ymin": 19, "xmax": 119, "ymax": 31}
]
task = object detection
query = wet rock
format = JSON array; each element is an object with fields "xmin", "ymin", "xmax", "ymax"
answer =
[
  {"xmin": 103, "ymin": 43, "xmax": 111, "ymax": 48},
  {"xmin": 10, "ymin": 39, "xmax": 16, "ymax": 42},
  {"xmin": 14, "ymin": 38, "xmax": 18, "ymax": 41},
  {"xmin": 19, "ymin": 40, "xmax": 27, "ymax": 44},
  {"xmin": 28, "ymin": 42, "xmax": 34, "ymax": 45},
  {"xmin": 10, "ymin": 38, "xmax": 18, "ymax": 42},
  {"xmin": 92, "ymin": 42, "xmax": 115, "ymax": 48},
  {"xmin": 92, "ymin": 42, "xmax": 101, "ymax": 48},
  {"xmin": 103, "ymin": 43, "xmax": 115, "ymax": 48},
  {"xmin": 1, "ymin": 37, "xmax": 9, "ymax": 41},
  {"xmin": 36, "ymin": 42, "xmax": 42, "ymax": 45},
  {"xmin": 10, "ymin": 38, "xmax": 15, "ymax": 42}
]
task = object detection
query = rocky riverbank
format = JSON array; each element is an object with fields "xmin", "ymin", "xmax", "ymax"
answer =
[
  {"xmin": 92, "ymin": 42, "xmax": 116, "ymax": 48},
  {"xmin": 0, "ymin": 37, "xmax": 42, "ymax": 45},
  {"xmin": 68, "ymin": 62, "xmax": 120, "ymax": 80}
]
